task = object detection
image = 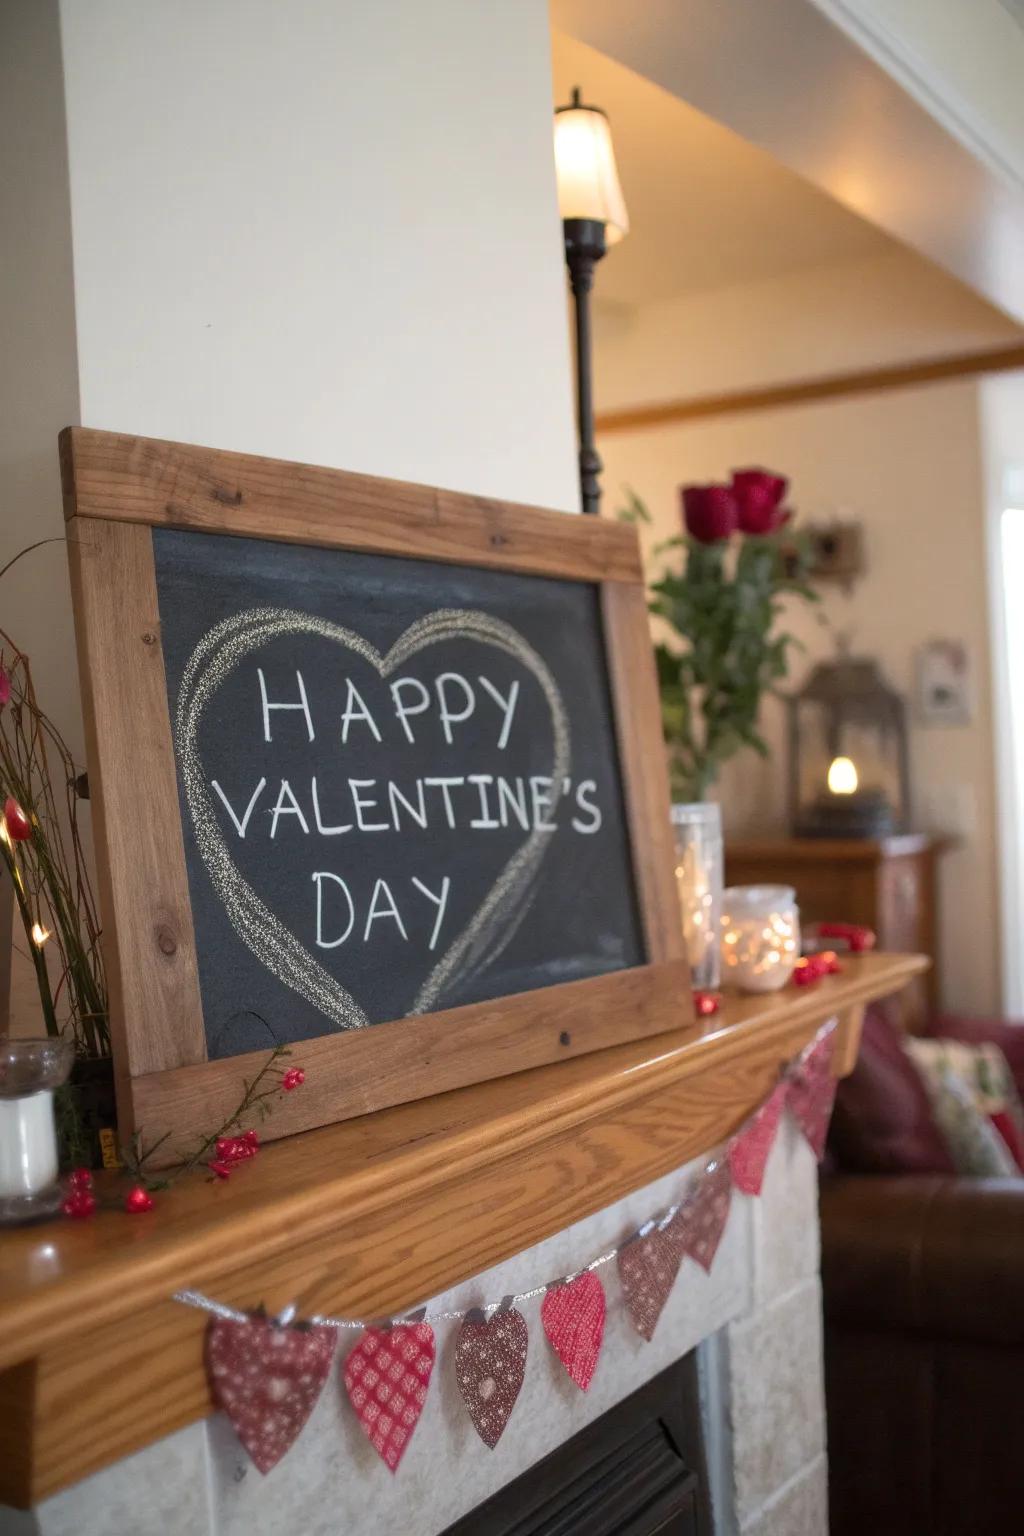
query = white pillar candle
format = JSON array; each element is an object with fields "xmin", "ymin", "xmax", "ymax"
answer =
[{"xmin": 0, "ymin": 1090, "xmax": 59, "ymax": 1197}]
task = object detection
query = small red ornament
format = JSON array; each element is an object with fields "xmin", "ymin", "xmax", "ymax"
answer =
[
  {"xmin": 241, "ymin": 1129, "xmax": 260, "ymax": 1149},
  {"xmin": 541, "ymin": 1272, "xmax": 606, "ymax": 1392},
  {"xmin": 124, "ymin": 1184, "xmax": 155, "ymax": 1213},
  {"xmin": 69, "ymin": 1167, "xmax": 94, "ymax": 1190},
  {"xmin": 792, "ymin": 955, "xmax": 825, "ymax": 987},
  {"xmin": 62, "ymin": 1190, "xmax": 97, "ymax": 1220},
  {"xmin": 216, "ymin": 1135, "xmax": 258, "ymax": 1163},
  {"xmin": 208, "ymin": 1159, "xmax": 233, "ymax": 1179},
  {"xmin": 343, "ymin": 1323, "xmax": 435, "ymax": 1472},
  {"xmin": 3, "ymin": 797, "xmax": 32, "ymax": 841},
  {"xmin": 282, "ymin": 1067, "xmax": 305, "ymax": 1091},
  {"xmin": 820, "ymin": 950, "xmax": 842, "ymax": 975},
  {"xmin": 693, "ymin": 990, "xmax": 721, "ymax": 1018}
]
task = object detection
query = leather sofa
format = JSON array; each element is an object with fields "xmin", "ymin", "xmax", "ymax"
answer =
[{"xmin": 820, "ymin": 1172, "xmax": 1024, "ymax": 1534}]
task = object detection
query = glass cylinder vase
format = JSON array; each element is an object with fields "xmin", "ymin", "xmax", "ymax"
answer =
[
  {"xmin": 0, "ymin": 1038, "xmax": 74, "ymax": 1225},
  {"xmin": 670, "ymin": 802, "xmax": 723, "ymax": 991}
]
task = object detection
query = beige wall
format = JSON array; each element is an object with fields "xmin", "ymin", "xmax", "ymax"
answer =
[{"xmin": 597, "ymin": 255, "xmax": 1004, "ymax": 1014}]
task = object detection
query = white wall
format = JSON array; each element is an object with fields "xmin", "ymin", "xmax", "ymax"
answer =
[
  {"xmin": 595, "ymin": 249, "xmax": 1021, "ymax": 415},
  {"xmin": 979, "ymin": 370, "xmax": 1024, "ymax": 1015},
  {"xmin": 599, "ymin": 373, "xmax": 1000, "ymax": 1015},
  {"xmin": 57, "ymin": 0, "xmax": 578, "ymax": 512}
]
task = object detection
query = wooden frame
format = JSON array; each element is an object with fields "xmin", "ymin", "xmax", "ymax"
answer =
[{"xmin": 60, "ymin": 428, "xmax": 689, "ymax": 1152}]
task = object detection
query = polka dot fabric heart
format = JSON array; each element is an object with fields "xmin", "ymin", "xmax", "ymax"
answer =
[
  {"xmin": 206, "ymin": 1314, "xmax": 337, "ymax": 1474},
  {"xmin": 788, "ymin": 1030, "xmax": 838, "ymax": 1159},
  {"xmin": 455, "ymin": 1308, "xmax": 528, "ymax": 1448},
  {"xmin": 617, "ymin": 1225, "xmax": 682, "ymax": 1342},
  {"xmin": 729, "ymin": 1081, "xmax": 787, "ymax": 1196},
  {"xmin": 343, "ymin": 1323, "xmax": 435, "ymax": 1472}
]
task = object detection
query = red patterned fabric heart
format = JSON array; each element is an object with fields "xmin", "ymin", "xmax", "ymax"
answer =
[
  {"xmin": 729, "ymin": 1082, "xmax": 787, "ymax": 1196},
  {"xmin": 343, "ymin": 1323, "xmax": 435, "ymax": 1472},
  {"xmin": 617, "ymin": 1225, "xmax": 682, "ymax": 1342},
  {"xmin": 206, "ymin": 1314, "xmax": 336, "ymax": 1474},
  {"xmin": 669, "ymin": 1159, "xmax": 733, "ymax": 1273},
  {"xmin": 541, "ymin": 1271, "xmax": 606, "ymax": 1391},
  {"xmin": 455, "ymin": 1308, "xmax": 528, "ymax": 1448},
  {"xmin": 788, "ymin": 1029, "xmax": 838, "ymax": 1159}
]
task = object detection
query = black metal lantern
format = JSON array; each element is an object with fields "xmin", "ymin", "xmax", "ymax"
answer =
[{"xmin": 787, "ymin": 656, "xmax": 910, "ymax": 838}]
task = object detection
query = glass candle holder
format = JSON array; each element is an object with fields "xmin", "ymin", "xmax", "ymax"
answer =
[
  {"xmin": 720, "ymin": 885, "xmax": 800, "ymax": 994},
  {"xmin": 671, "ymin": 802, "xmax": 723, "ymax": 990},
  {"xmin": 0, "ymin": 1038, "xmax": 74, "ymax": 1225}
]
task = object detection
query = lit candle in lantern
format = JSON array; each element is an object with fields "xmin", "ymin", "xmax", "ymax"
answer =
[{"xmin": 827, "ymin": 755, "xmax": 858, "ymax": 796}]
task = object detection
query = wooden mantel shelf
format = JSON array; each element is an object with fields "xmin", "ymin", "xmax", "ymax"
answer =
[{"xmin": 0, "ymin": 953, "xmax": 925, "ymax": 1506}]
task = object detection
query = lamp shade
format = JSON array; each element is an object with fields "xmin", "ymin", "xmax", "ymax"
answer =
[{"xmin": 554, "ymin": 90, "xmax": 629, "ymax": 244}]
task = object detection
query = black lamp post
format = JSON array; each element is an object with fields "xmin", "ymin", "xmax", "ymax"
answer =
[{"xmin": 554, "ymin": 88, "xmax": 629, "ymax": 516}]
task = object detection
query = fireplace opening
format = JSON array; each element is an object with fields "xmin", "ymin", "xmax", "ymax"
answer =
[{"xmin": 442, "ymin": 1355, "xmax": 710, "ymax": 1536}]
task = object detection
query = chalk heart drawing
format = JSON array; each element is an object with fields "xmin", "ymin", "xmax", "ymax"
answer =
[{"xmin": 175, "ymin": 606, "xmax": 571, "ymax": 1030}]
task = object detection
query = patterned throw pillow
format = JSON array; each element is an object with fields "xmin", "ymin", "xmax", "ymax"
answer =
[{"xmin": 906, "ymin": 1038, "xmax": 1024, "ymax": 1177}]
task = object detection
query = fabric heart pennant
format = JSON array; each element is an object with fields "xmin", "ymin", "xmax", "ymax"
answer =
[
  {"xmin": 206, "ymin": 1313, "xmax": 337, "ymax": 1474},
  {"xmin": 343, "ymin": 1322, "xmax": 435, "ymax": 1472},
  {"xmin": 787, "ymin": 1028, "xmax": 838, "ymax": 1159},
  {"xmin": 669, "ymin": 1158, "xmax": 733, "ymax": 1273},
  {"xmin": 455, "ymin": 1308, "xmax": 528, "ymax": 1448},
  {"xmin": 729, "ymin": 1081, "xmax": 787, "ymax": 1197},
  {"xmin": 617, "ymin": 1224, "xmax": 682, "ymax": 1341},
  {"xmin": 541, "ymin": 1271, "xmax": 606, "ymax": 1391}
]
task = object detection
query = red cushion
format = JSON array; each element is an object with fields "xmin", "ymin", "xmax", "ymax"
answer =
[
  {"xmin": 829, "ymin": 1006, "xmax": 956, "ymax": 1175},
  {"xmin": 927, "ymin": 1014, "xmax": 1024, "ymax": 1103}
]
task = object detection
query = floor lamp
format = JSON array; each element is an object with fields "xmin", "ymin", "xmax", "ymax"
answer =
[{"xmin": 553, "ymin": 87, "xmax": 629, "ymax": 516}]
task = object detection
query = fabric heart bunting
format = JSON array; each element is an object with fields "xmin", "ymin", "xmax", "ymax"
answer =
[
  {"xmin": 343, "ymin": 1322, "xmax": 435, "ymax": 1472},
  {"xmin": 455, "ymin": 1308, "xmax": 528, "ymax": 1448},
  {"xmin": 617, "ymin": 1223, "xmax": 682, "ymax": 1341},
  {"xmin": 729, "ymin": 1081, "xmax": 788, "ymax": 1197},
  {"xmin": 206, "ymin": 1313, "xmax": 337, "ymax": 1474},
  {"xmin": 541, "ymin": 1271, "xmax": 606, "ymax": 1391},
  {"xmin": 669, "ymin": 1159, "xmax": 733, "ymax": 1273},
  {"xmin": 787, "ymin": 1029, "xmax": 838, "ymax": 1159}
]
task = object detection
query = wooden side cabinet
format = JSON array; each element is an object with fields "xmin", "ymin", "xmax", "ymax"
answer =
[{"xmin": 725, "ymin": 835, "xmax": 950, "ymax": 1030}]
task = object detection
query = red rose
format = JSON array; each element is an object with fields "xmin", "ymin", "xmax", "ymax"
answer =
[
  {"xmin": 731, "ymin": 469, "xmax": 789, "ymax": 535},
  {"xmin": 681, "ymin": 484, "xmax": 737, "ymax": 543}
]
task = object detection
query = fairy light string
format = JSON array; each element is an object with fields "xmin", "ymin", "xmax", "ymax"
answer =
[{"xmin": 173, "ymin": 1017, "xmax": 836, "ymax": 1334}]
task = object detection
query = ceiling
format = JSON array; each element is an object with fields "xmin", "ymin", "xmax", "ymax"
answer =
[{"xmin": 551, "ymin": 29, "xmax": 900, "ymax": 307}]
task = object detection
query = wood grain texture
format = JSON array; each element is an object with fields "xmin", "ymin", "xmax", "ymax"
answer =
[
  {"xmin": 66, "ymin": 516, "xmax": 206, "ymax": 1091},
  {"xmin": 59, "ymin": 427, "xmax": 641, "ymax": 583},
  {"xmin": 0, "ymin": 954, "xmax": 927, "ymax": 1504},
  {"xmin": 132, "ymin": 961, "xmax": 693, "ymax": 1164},
  {"xmin": 594, "ymin": 342, "xmax": 1024, "ymax": 435},
  {"xmin": 601, "ymin": 581, "xmax": 686, "ymax": 967},
  {"xmin": 64, "ymin": 433, "xmax": 677, "ymax": 1143}
]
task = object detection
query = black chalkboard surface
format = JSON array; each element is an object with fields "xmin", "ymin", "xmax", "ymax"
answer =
[
  {"xmin": 154, "ymin": 529, "xmax": 644, "ymax": 1058},
  {"xmin": 65, "ymin": 428, "xmax": 687, "ymax": 1150}
]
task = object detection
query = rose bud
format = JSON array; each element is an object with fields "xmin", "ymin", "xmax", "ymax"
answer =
[
  {"xmin": 3, "ymin": 797, "xmax": 32, "ymax": 842},
  {"xmin": 680, "ymin": 484, "xmax": 738, "ymax": 544},
  {"xmin": 730, "ymin": 469, "xmax": 789, "ymax": 535}
]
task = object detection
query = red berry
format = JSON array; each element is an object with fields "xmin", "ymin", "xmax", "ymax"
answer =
[
  {"xmin": 3, "ymin": 797, "xmax": 32, "ymax": 842},
  {"xmin": 62, "ymin": 1190, "xmax": 97, "ymax": 1220},
  {"xmin": 208, "ymin": 1159, "xmax": 232, "ymax": 1179},
  {"xmin": 69, "ymin": 1167, "xmax": 94, "ymax": 1189},
  {"xmin": 241, "ymin": 1129, "xmax": 260, "ymax": 1149},
  {"xmin": 0, "ymin": 668, "xmax": 10, "ymax": 707},
  {"xmin": 124, "ymin": 1185, "xmax": 155, "ymax": 1213},
  {"xmin": 282, "ymin": 1067, "xmax": 305, "ymax": 1091},
  {"xmin": 693, "ymin": 990, "xmax": 721, "ymax": 1018}
]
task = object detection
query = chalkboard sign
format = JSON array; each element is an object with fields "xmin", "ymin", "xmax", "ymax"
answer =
[{"xmin": 63, "ymin": 429, "xmax": 689, "ymax": 1152}]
